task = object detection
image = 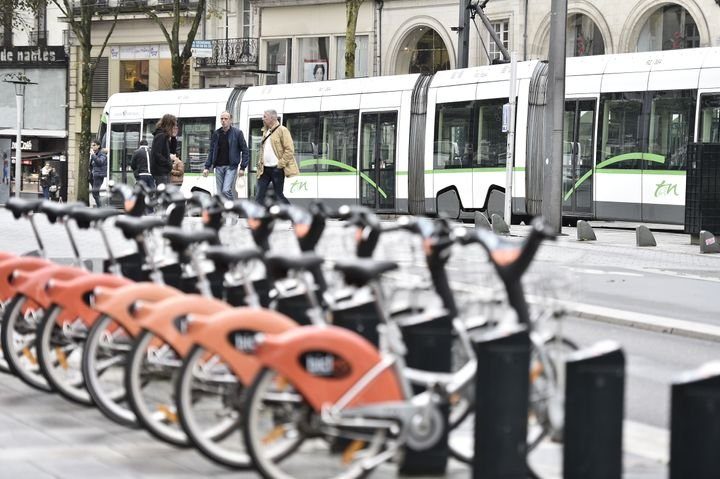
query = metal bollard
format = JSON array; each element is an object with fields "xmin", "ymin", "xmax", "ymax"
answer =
[
  {"xmin": 563, "ymin": 341, "xmax": 624, "ymax": 479},
  {"xmin": 670, "ymin": 361, "xmax": 720, "ymax": 479},
  {"xmin": 398, "ymin": 314, "xmax": 453, "ymax": 475},
  {"xmin": 473, "ymin": 324, "xmax": 531, "ymax": 479}
]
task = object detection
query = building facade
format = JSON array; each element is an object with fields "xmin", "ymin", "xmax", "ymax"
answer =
[
  {"xmin": 59, "ymin": 0, "xmax": 720, "ymax": 201},
  {"xmin": 0, "ymin": 2, "xmax": 68, "ymax": 201}
]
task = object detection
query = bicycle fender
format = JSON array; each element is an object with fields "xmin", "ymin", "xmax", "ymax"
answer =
[
  {"xmin": 47, "ymin": 273, "xmax": 132, "ymax": 326},
  {"xmin": 255, "ymin": 325, "xmax": 405, "ymax": 412},
  {"xmin": 13, "ymin": 265, "xmax": 86, "ymax": 310},
  {"xmin": 135, "ymin": 295, "xmax": 230, "ymax": 357},
  {"xmin": 93, "ymin": 282, "xmax": 182, "ymax": 337},
  {"xmin": 0, "ymin": 256, "xmax": 51, "ymax": 302},
  {"xmin": 186, "ymin": 307, "xmax": 298, "ymax": 385},
  {"xmin": 0, "ymin": 252, "xmax": 14, "ymax": 262}
]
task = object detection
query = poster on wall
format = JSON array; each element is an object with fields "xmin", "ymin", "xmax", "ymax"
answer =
[{"xmin": 304, "ymin": 60, "xmax": 327, "ymax": 82}]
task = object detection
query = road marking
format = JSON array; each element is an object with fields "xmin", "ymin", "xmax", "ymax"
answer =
[
  {"xmin": 564, "ymin": 267, "xmax": 644, "ymax": 277},
  {"xmin": 624, "ymin": 420, "xmax": 669, "ymax": 464}
]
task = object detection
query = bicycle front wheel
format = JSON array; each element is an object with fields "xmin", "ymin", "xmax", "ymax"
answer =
[
  {"xmin": 125, "ymin": 329, "xmax": 189, "ymax": 447},
  {"xmin": 36, "ymin": 304, "xmax": 92, "ymax": 405},
  {"xmin": 176, "ymin": 345, "xmax": 249, "ymax": 468},
  {"xmin": 82, "ymin": 314, "xmax": 138, "ymax": 427},
  {"xmin": 1, "ymin": 294, "xmax": 52, "ymax": 391},
  {"xmin": 243, "ymin": 366, "xmax": 392, "ymax": 479}
]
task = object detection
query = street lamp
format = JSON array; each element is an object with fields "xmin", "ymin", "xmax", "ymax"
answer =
[{"xmin": 3, "ymin": 73, "xmax": 37, "ymax": 198}]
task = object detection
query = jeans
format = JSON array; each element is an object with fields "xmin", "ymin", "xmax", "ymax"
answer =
[
  {"xmin": 154, "ymin": 174, "xmax": 169, "ymax": 187},
  {"xmin": 42, "ymin": 185, "xmax": 49, "ymax": 199},
  {"xmin": 136, "ymin": 175, "xmax": 156, "ymax": 214},
  {"xmin": 92, "ymin": 175, "xmax": 105, "ymax": 207},
  {"xmin": 255, "ymin": 166, "xmax": 289, "ymax": 205},
  {"xmin": 214, "ymin": 165, "xmax": 237, "ymax": 201}
]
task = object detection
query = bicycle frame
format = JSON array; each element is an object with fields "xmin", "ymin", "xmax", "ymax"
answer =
[
  {"xmin": 12, "ymin": 265, "xmax": 87, "ymax": 323},
  {"xmin": 252, "ymin": 324, "xmax": 406, "ymax": 412},
  {"xmin": 47, "ymin": 274, "xmax": 133, "ymax": 327},
  {"xmin": 184, "ymin": 307, "xmax": 298, "ymax": 385},
  {"xmin": 133, "ymin": 295, "xmax": 230, "ymax": 357},
  {"xmin": 92, "ymin": 283, "xmax": 183, "ymax": 337}
]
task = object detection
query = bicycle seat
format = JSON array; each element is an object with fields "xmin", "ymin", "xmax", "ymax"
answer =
[
  {"xmin": 265, "ymin": 252, "xmax": 323, "ymax": 280},
  {"xmin": 71, "ymin": 207, "xmax": 123, "ymax": 229},
  {"xmin": 333, "ymin": 258, "xmax": 398, "ymax": 287},
  {"xmin": 114, "ymin": 215, "xmax": 166, "ymax": 239},
  {"xmin": 204, "ymin": 245, "xmax": 263, "ymax": 267},
  {"xmin": 39, "ymin": 201, "xmax": 83, "ymax": 224},
  {"xmin": 5, "ymin": 197, "xmax": 43, "ymax": 218},
  {"xmin": 162, "ymin": 227, "xmax": 218, "ymax": 252}
]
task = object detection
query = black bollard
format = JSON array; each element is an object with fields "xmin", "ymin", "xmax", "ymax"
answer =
[
  {"xmin": 398, "ymin": 314, "xmax": 453, "ymax": 475},
  {"xmin": 473, "ymin": 324, "xmax": 531, "ymax": 479},
  {"xmin": 563, "ymin": 341, "xmax": 624, "ymax": 479},
  {"xmin": 669, "ymin": 361, "xmax": 720, "ymax": 479}
]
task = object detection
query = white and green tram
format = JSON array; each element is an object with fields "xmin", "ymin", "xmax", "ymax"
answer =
[{"xmin": 102, "ymin": 46, "xmax": 720, "ymax": 224}]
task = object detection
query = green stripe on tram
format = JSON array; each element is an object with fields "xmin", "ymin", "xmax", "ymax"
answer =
[
  {"xmin": 562, "ymin": 152, "xmax": 685, "ymax": 202},
  {"xmin": 298, "ymin": 159, "xmax": 388, "ymax": 199}
]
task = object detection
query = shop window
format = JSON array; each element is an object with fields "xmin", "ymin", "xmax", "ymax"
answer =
[
  {"xmin": 299, "ymin": 37, "xmax": 329, "ymax": 82},
  {"xmin": 566, "ymin": 14, "xmax": 605, "ymax": 57},
  {"xmin": 335, "ymin": 36, "xmax": 369, "ymax": 79},
  {"xmin": 265, "ymin": 38, "xmax": 291, "ymax": 85},
  {"xmin": 395, "ymin": 27, "xmax": 450, "ymax": 74},
  {"xmin": 120, "ymin": 60, "xmax": 149, "ymax": 93},
  {"xmin": 637, "ymin": 4, "xmax": 700, "ymax": 52}
]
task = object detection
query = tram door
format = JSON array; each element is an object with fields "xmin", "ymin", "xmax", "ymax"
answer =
[
  {"xmin": 359, "ymin": 112, "xmax": 397, "ymax": 210},
  {"xmin": 562, "ymin": 100, "xmax": 596, "ymax": 216},
  {"xmin": 109, "ymin": 122, "xmax": 140, "ymax": 186}
]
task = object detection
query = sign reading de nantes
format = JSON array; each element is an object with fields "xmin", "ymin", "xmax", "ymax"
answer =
[{"xmin": 0, "ymin": 46, "xmax": 66, "ymax": 65}]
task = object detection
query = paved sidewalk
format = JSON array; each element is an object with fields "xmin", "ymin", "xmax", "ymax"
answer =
[
  {"xmin": 0, "ymin": 362, "xmax": 667, "ymax": 478},
  {"xmin": 0, "ymin": 209, "xmax": 697, "ymax": 477}
]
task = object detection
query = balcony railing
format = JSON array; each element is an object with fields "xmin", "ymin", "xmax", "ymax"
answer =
[
  {"xmin": 70, "ymin": 0, "xmax": 198, "ymax": 16},
  {"xmin": 195, "ymin": 38, "xmax": 259, "ymax": 68}
]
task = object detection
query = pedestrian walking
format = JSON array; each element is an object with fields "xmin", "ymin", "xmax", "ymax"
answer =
[
  {"xmin": 130, "ymin": 139, "xmax": 156, "ymax": 190},
  {"xmin": 89, "ymin": 139, "xmax": 107, "ymax": 207},
  {"xmin": 151, "ymin": 114, "xmax": 177, "ymax": 186},
  {"xmin": 250, "ymin": 109, "xmax": 298, "ymax": 205},
  {"xmin": 203, "ymin": 111, "xmax": 249, "ymax": 201},
  {"xmin": 39, "ymin": 161, "xmax": 59, "ymax": 200}
]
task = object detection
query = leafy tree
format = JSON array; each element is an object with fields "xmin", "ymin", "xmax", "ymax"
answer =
[
  {"xmin": 1, "ymin": 0, "xmax": 43, "ymax": 46},
  {"xmin": 52, "ymin": 0, "xmax": 119, "ymax": 203},
  {"xmin": 144, "ymin": 0, "xmax": 207, "ymax": 89},
  {"xmin": 344, "ymin": 0, "xmax": 364, "ymax": 79}
]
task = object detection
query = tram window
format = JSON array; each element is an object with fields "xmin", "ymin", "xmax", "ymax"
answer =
[
  {"xmin": 284, "ymin": 113, "xmax": 321, "ymax": 172},
  {"xmin": 143, "ymin": 119, "xmax": 159, "ymax": 145},
  {"xmin": 320, "ymin": 110, "xmax": 358, "ymax": 172},
  {"xmin": 598, "ymin": 92, "xmax": 644, "ymax": 169},
  {"xmin": 699, "ymin": 94, "xmax": 720, "ymax": 143},
  {"xmin": 475, "ymin": 99, "xmax": 508, "ymax": 168},
  {"xmin": 434, "ymin": 101, "xmax": 474, "ymax": 169},
  {"xmin": 647, "ymin": 90, "xmax": 695, "ymax": 170},
  {"xmin": 180, "ymin": 118, "xmax": 215, "ymax": 173}
]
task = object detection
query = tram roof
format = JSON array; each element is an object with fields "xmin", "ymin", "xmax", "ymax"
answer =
[
  {"xmin": 242, "ymin": 74, "xmax": 421, "ymax": 101},
  {"xmin": 566, "ymin": 46, "xmax": 720, "ymax": 76},
  {"xmin": 104, "ymin": 87, "xmax": 235, "ymax": 111}
]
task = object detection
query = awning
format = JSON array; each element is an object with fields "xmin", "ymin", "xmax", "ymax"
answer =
[{"xmin": 11, "ymin": 151, "xmax": 63, "ymax": 162}]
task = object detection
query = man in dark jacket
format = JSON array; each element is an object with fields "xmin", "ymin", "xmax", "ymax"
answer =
[
  {"xmin": 203, "ymin": 111, "xmax": 249, "ymax": 200},
  {"xmin": 89, "ymin": 139, "xmax": 107, "ymax": 207},
  {"xmin": 130, "ymin": 139, "xmax": 155, "ymax": 189}
]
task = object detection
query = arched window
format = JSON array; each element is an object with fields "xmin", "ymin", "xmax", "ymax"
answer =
[
  {"xmin": 566, "ymin": 13, "xmax": 605, "ymax": 57},
  {"xmin": 395, "ymin": 27, "xmax": 450, "ymax": 75},
  {"xmin": 637, "ymin": 4, "xmax": 700, "ymax": 52}
]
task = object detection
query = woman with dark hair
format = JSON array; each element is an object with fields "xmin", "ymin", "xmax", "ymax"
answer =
[
  {"xmin": 151, "ymin": 113, "xmax": 177, "ymax": 186},
  {"xmin": 313, "ymin": 63, "xmax": 326, "ymax": 81}
]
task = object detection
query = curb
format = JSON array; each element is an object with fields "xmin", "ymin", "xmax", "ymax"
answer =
[{"xmin": 558, "ymin": 299, "xmax": 720, "ymax": 343}]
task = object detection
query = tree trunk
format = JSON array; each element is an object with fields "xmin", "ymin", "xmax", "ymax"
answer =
[
  {"xmin": 344, "ymin": 0, "xmax": 363, "ymax": 79},
  {"xmin": 76, "ymin": 38, "xmax": 93, "ymax": 204}
]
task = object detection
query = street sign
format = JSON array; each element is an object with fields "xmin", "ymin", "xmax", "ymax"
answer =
[{"xmin": 191, "ymin": 40, "xmax": 213, "ymax": 59}]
